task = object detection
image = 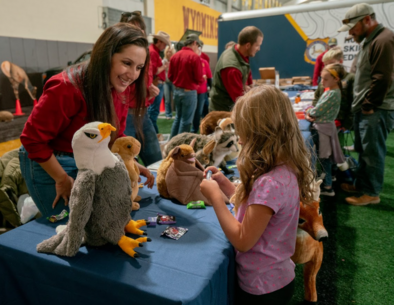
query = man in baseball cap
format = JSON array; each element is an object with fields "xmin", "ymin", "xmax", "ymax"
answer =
[{"xmin": 338, "ymin": 3, "xmax": 394, "ymax": 206}]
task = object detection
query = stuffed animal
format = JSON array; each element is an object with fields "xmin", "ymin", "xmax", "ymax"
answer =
[
  {"xmin": 0, "ymin": 111, "xmax": 13, "ymax": 122},
  {"xmin": 291, "ymin": 179, "xmax": 328, "ymax": 304},
  {"xmin": 200, "ymin": 111, "xmax": 231, "ymax": 135},
  {"xmin": 157, "ymin": 139, "xmax": 229, "ymax": 205},
  {"xmin": 164, "ymin": 127, "xmax": 238, "ymax": 174},
  {"xmin": 37, "ymin": 122, "xmax": 151, "ymax": 258},
  {"xmin": 158, "ymin": 139, "xmax": 197, "ymax": 199},
  {"xmin": 111, "ymin": 137, "xmax": 141, "ymax": 211}
]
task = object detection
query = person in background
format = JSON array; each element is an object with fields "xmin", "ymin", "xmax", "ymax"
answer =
[
  {"xmin": 225, "ymin": 41, "xmax": 236, "ymax": 50},
  {"xmin": 163, "ymin": 45, "xmax": 176, "ymax": 119},
  {"xmin": 313, "ymin": 46, "xmax": 355, "ymax": 131},
  {"xmin": 120, "ymin": 11, "xmax": 163, "ymax": 166},
  {"xmin": 19, "ymin": 24, "xmax": 153, "ymax": 218},
  {"xmin": 210, "ymin": 26, "xmax": 263, "ymax": 112},
  {"xmin": 338, "ymin": 3, "xmax": 394, "ymax": 206},
  {"xmin": 168, "ymin": 34, "xmax": 204, "ymax": 138},
  {"xmin": 192, "ymin": 45, "xmax": 212, "ymax": 133},
  {"xmin": 201, "ymin": 85, "xmax": 313, "ymax": 305},
  {"xmin": 306, "ymin": 64, "xmax": 348, "ymax": 196},
  {"xmin": 312, "ymin": 37, "xmax": 338, "ymax": 86},
  {"xmin": 148, "ymin": 31, "xmax": 171, "ymax": 133}
]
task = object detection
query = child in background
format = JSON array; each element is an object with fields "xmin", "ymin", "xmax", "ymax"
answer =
[
  {"xmin": 306, "ymin": 63, "xmax": 348, "ymax": 196},
  {"xmin": 200, "ymin": 85, "xmax": 314, "ymax": 305},
  {"xmin": 313, "ymin": 46, "xmax": 355, "ymax": 131}
]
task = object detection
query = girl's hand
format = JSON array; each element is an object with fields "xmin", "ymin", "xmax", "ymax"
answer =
[
  {"xmin": 204, "ymin": 166, "xmax": 226, "ymax": 184},
  {"xmin": 53, "ymin": 174, "xmax": 74, "ymax": 208},
  {"xmin": 200, "ymin": 179, "xmax": 222, "ymax": 205},
  {"xmin": 139, "ymin": 166, "xmax": 155, "ymax": 189},
  {"xmin": 305, "ymin": 112, "xmax": 315, "ymax": 122}
]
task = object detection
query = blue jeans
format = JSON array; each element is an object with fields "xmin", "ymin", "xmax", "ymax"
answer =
[
  {"xmin": 353, "ymin": 109, "xmax": 394, "ymax": 196},
  {"xmin": 202, "ymin": 91, "xmax": 209, "ymax": 118},
  {"xmin": 170, "ymin": 88, "xmax": 197, "ymax": 138},
  {"xmin": 19, "ymin": 146, "xmax": 78, "ymax": 218},
  {"xmin": 163, "ymin": 81, "xmax": 174, "ymax": 118},
  {"xmin": 125, "ymin": 112, "xmax": 162, "ymax": 166},
  {"xmin": 320, "ymin": 158, "xmax": 332, "ymax": 187},
  {"xmin": 191, "ymin": 92, "xmax": 207, "ymax": 133},
  {"xmin": 148, "ymin": 83, "xmax": 164, "ymax": 133}
]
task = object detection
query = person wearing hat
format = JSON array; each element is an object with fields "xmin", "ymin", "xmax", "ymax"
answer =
[
  {"xmin": 312, "ymin": 37, "xmax": 338, "ymax": 86},
  {"xmin": 338, "ymin": 3, "xmax": 394, "ymax": 206},
  {"xmin": 210, "ymin": 26, "xmax": 263, "ymax": 112},
  {"xmin": 168, "ymin": 34, "xmax": 205, "ymax": 138},
  {"xmin": 148, "ymin": 31, "xmax": 171, "ymax": 134}
]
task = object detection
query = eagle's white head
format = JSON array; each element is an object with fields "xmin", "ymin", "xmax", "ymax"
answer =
[{"xmin": 72, "ymin": 122, "xmax": 118, "ymax": 174}]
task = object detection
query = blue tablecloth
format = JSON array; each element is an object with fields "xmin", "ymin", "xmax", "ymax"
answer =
[{"xmin": 0, "ymin": 176, "xmax": 235, "ymax": 305}]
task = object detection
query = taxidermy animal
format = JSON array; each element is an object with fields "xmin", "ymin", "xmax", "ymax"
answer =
[
  {"xmin": 111, "ymin": 137, "xmax": 141, "ymax": 211},
  {"xmin": 36, "ymin": 122, "xmax": 151, "ymax": 258},
  {"xmin": 0, "ymin": 111, "xmax": 13, "ymax": 122},
  {"xmin": 291, "ymin": 179, "xmax": 328, "ymax": 304},
  {"xmin": 200, "ymin": 111, "xmax": 231, "ymax": 135},
  {"xmin": 164, "ymin": 127, "xmax": 238, "ymax": 174},
  {"xmin": 1, "ymin": 61, "xmax": 37, "ymax": 101},
  {"xmin": 157, "ymin": 138, "xmax": 198, "ymax": 199}
]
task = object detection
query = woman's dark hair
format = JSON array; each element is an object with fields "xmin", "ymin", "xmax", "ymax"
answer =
[
  {"xmin": 120, "ymin": 11, "xmax": 146, "ymax": 33},
  {"xmin": 65, "ymin": 23, "xmax": 149, "ymax": 143}
]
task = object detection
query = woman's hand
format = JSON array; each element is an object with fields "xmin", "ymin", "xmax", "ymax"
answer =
[
  {"xmin": 138, "ymin": 165, "xmax": 155, "ymax": 189},
  {"xmin": 53, "ymin": 174, "xmax": 74, "ymax": 208},
  {"xmin": 200, "ymin": 179, "xmax": 222, "ymax": 205},
  {"xmin": 148, "ymin": 84, "xmax": 160, "ymax": 100}
]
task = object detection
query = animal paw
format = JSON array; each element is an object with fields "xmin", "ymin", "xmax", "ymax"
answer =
[
  {"xmin": 125, "ymin": 219, "xmax": 147, "ymax": 235},
  {"xmin": 131, "ymin": 201, "xmax": 140, "ymax": 211},
  {"xmin": 117, "ymin": 235, "xmax": 151, "ymax": 258}
]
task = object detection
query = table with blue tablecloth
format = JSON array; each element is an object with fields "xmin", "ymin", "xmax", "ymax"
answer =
[{"xmin": 0, "ymin": 176, "xmax": 235, "ymax": 305}]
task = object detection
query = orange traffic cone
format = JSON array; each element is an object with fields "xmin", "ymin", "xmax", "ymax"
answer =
[
  {"xmin": 33, "ymin": 99, "xmax": 38, "ymax": 107},
  {"xmin": 160, "ymin": 97, "xmax": 165, "ymax": 113},
  {"xmin": 14, "ymin": 99, "xmax": 25, "ymax": 116}
]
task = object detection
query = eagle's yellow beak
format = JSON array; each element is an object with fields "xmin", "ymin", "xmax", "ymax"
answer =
[{"xmin": 98, "ymin": 123, "xmax": 116, "ymax": 143}]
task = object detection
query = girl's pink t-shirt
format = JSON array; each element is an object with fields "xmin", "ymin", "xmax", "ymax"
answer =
[{"xmin": 235, "ymin": 164, "xmax": 300, "ymax": 295}]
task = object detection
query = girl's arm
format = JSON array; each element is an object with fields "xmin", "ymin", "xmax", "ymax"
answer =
[
  {"xmin": 308, "ymin": 91, "xmax": 334, "ymax": 118},
  {"xmin": 200, "ymin": 180, "xmax": 273, "ymax": 252}
]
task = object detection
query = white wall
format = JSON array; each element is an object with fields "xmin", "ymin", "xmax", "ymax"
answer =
[{"xmin": 0, "ymin": 0, "xmax": 104, "ymax": 43}]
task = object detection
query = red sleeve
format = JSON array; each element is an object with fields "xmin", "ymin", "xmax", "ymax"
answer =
[
  {"xmin": 313, "ymin": 53, "xmax": 324, "ymax": 86},
  {"xmin": 206, "ymin": 62, "xmax": 212, "ymax": 79},
  {"xmin": 149, "ymin": 48, "xmax": 159, "ymax": 77},
  {"xmin": 221, "ymin": 68, "xmax": 244, "ymax": 102},
  {"xmin": 193, "ymin": 56, "xmax": 204, "ymax": 85},
  {"xmin": 20, "ymin": 75, "xmax": 84, "ymax": 163},
  {"xmin": 247, "ymin": 71, "xmax": 253, "ymax": 86},
  {"xmin": 168, "ymin": 56, "xmax": 176, "ymax": 83}
]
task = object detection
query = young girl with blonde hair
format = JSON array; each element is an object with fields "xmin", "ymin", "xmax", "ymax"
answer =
[
  {"xmin": 306, "ymin": 63, "xmax": 348, "ymax": 196},
  {"xmin": 200, "ymin": 85, "xmax": 314, "ymax": 305}
]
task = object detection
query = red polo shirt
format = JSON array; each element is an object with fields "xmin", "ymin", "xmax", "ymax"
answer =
[
  {"xmin": 21, "ymin": 72, "xmax": 129, "ymax": 163},
  {"xmin": 197, "ymin": 58, "xmax": 212, "ymax": 94},
  {"xmin": 313, "ymin": 50, "xmax": 327, "ymax": 86},
  {"xmin": 201, "ymin": 52, "xmax": 210, "ymax": 64},
  {"xmin": 149, "ymin": 44, "xmax": 165, "ymax": 82},
  {"xmin": 220, "ymin": 45, "xmax": 253, "ymax": 103},
  {"xmin": 168, "ymin": 47, "xmax": 204, "ymax": 91}
]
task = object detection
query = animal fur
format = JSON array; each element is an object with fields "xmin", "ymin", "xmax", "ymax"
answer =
[
  {"xmin": 157, "ymin": 139, "xmax": 197, "ymax": 199},
  {"xmin": 291, "ymin": 179, "xmax": 327, "ymax": 304},
  {"xmin": 200, "ymin": 111, "xmax": 231, "ymax": 135},
  {"xmin": 111, "ymin": 137, "xmax": 141, "ymax": 211},
  {"xmin": 0, "ymin": 111, "xmax": 13, "ymax": 122},
  {"xmin": 164, "ymin": 127, "xmax": 238, "ymax": 173}
]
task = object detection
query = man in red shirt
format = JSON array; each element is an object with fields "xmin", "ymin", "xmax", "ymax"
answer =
[
  {"xmin": 168, "ymin": 34, "xmax": 205, "ymax": 138},
  {"xmin": 148, "ymin": 31, "xmax": 171, "ymax": 133},
  {"xmin": 312, "ymin": 37, "xmax": 338, "ymax": 86},
  {"xmin": 210, "ymin": 26, "xmax": 263, "ymax": 112}
]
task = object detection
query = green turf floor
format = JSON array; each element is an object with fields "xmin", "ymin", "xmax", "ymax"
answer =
[{"xmin": 157, "ymin": 118, "xmax": 394, "ymax": 305}]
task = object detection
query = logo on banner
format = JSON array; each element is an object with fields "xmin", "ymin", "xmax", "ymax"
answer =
[{"xmin": 304, "ymin": 38, "xmax": 329, "ymax": 65}]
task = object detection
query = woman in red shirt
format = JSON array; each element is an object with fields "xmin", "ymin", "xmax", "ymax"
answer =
[{"xmin": 19, "ymin": 23, "xmax": 153, "ymax": 218}]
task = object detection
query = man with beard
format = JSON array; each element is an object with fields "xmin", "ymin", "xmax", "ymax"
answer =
[
  {"xmin": 210, "ymin": 26, "xmax": 263, "ymax": 112},
  {"xmin": 338, "ymin": 3, "xmax": 394, "ymax": 206}
]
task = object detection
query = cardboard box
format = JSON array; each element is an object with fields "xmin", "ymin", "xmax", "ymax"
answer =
[
  {"xmin": 259, "ymin": 67, "xmax": 276, "ymax": 80},
  {"xmin": 292, "ymin": 76, "xmax": 311, "ymax": 84},
  {"xmin": 256, "ymin": 79, "xmax": 275, "ymax": 85},
  {"xmin": 280, "ymin": 78, "xmax": 293, "ymax": 86}
]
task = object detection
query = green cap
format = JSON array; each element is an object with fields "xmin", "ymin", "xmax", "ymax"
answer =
[
  {"xmin": 338, "ymin": 3, "xmax": 374, "ymax": 32},
  {"xmin": 328, "ymin": 37, "xmax": 338, "ymax": 46}
]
